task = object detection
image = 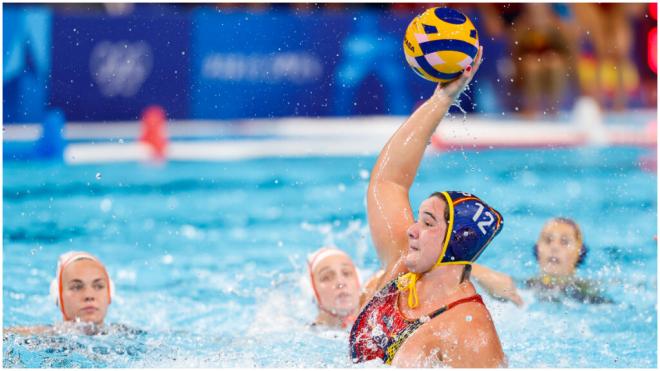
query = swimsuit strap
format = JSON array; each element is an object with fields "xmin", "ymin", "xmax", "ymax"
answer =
[
  {"xmin": 384, "ymin": 294, "xmax": 484, "ymax": 365},
  {"xmin": 427, "ymin": 294, "xmax": 483, "ymax": 319}
]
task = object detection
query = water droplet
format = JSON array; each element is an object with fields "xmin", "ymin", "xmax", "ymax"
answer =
[
  {"xmin": 118, "ymin": 138, "xmax": 124, "ymax": 144},
  {"xmin": 100, "ymin": 198, "xmax": 112, "ymax": 212},
  {"xmin": 95, "ymin": 172, "xmax": 102, "ymax": 180},
  {"xmin": 465, "ymin": 315, "xmax": 473, "ymax": 322}
]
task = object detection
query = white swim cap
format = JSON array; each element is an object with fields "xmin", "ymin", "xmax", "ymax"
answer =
[
  {"xmin": 49, "ymin": 251, "xmax": 115, "ymax": 320},
  {"xmin": 306, "ymin": 247, "xmax": 361, "ymax": 305},
  {"xmin": 307, "ymin": 247, "xmax": 352, "ymax": 273}
]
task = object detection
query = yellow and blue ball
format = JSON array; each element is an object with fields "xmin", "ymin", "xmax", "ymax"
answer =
[{"xmin": 403, "ymin": 7, "xmax": 479, "ymax": 83}]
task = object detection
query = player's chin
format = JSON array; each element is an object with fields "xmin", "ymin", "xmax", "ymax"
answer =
[{"xmin": 404, "ymin": 251, "xmax": 421, "ymax": 272}]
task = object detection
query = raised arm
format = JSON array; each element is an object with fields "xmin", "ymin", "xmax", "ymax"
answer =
[{"xmin": 367, "ymin": 47, "xmax": 484, "ymax": 276}]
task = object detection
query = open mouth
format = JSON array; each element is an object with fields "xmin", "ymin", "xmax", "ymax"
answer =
[
  {"xmin": 547, "ymin": 257, "xmax": 561, "ymax": 264},
  {"xmin": 409, "ymin": 245, "xmax": 420, "ymax": 252}
]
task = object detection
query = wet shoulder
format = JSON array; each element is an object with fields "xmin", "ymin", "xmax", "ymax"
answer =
[{"xmin": 395, "ymin": 299, "xmax": 500, "ymax": 367}]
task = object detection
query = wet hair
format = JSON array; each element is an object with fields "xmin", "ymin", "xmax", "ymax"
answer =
[
  {"xmin": 533, "ymin": 217, "xmax": 588, "ymax": 267},
  {"xmin": 429, "ymin": 192, "xmax": 451, "ymax": 222},
  {"xmin": 459, "ymin": 263, "xmax": 472, "ymax": 283}
]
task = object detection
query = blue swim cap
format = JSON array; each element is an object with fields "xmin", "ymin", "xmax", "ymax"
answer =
[
  {"xmin": 397, "ymin": 191, "xmax": 504, "ymax": 309},
  {"xmin": 434, "ymin": 191, "xmax": 503, "ymax": 265}
]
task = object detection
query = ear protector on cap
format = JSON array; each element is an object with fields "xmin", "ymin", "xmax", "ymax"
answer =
[
  {"xmin": 434, "ymin": 191, "xmax": 504, "ymax": 266},
  {"xmin": 306, "ymin": 247, "xmax": 360, "ymax": 328},
  {"xmin": 307, "ymin": 247, "xmax": 360, "ymax": 305},
  {"xmin": 49, "ymin": 251, "xmax": 114, "ymax": 320},
  {"xmin": 398, "ymin": 191, "xmax": 504, "ymax": 309}
]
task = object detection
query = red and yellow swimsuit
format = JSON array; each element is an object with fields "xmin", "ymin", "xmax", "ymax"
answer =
[{"xmin": 349, "ymin": 279, "xmax": 484, "ymax": 365}]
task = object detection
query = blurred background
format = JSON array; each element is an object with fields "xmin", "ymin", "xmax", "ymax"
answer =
[
  {"xmin": 4, "ymin": 2, "xmax": 656, "ymax": 122},
  {"xmin": 2, "ymin": 3, "xmax": 658, "ymax": 368}
]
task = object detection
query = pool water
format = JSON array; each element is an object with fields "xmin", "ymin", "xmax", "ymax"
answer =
[{"xmin": 3, "ymin": 146, "xmax": 657, "ymax": 367}]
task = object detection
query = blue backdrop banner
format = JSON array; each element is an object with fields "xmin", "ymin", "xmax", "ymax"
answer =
[
  {"xmin": 50, "ymin": 12, "xmax": 190, "ymax": 121},
  {"xmin": 190, "ymin": 9, "xmax": 430, "ymax": 119},
  {"xmin": 7, "ymin": 6, "xmax": 495, "ymax": 123}
]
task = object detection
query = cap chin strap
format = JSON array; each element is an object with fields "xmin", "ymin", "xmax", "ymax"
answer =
[{"xmin": 397, "ymin": 191, "xmax": 458, "ymax": 309}]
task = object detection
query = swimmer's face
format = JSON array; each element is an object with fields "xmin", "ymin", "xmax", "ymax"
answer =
[
  {"xmin": 61, "ymin": 259, "xmax": 110, "ymax": 325},
  {"xmin": 312, "ymin": 254, "xmax": 360, "ymax": 317},
  {"xmin": 536, "ymin": 221, "xmax": 582, "ymax": 277},
  {"xmin": 405, "ymin": 197, "xmax": 449, "ymax": 273}
]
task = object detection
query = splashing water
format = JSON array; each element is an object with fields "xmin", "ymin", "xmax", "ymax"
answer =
[{"xmin": 3, "ymin": 142, "xmax": 656, "ymax": 367}]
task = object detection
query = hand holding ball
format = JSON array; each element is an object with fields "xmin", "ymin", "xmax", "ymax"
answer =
[{"xmin": 403, "ymin": 7, "xmax": 480, "ymax": 83}]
